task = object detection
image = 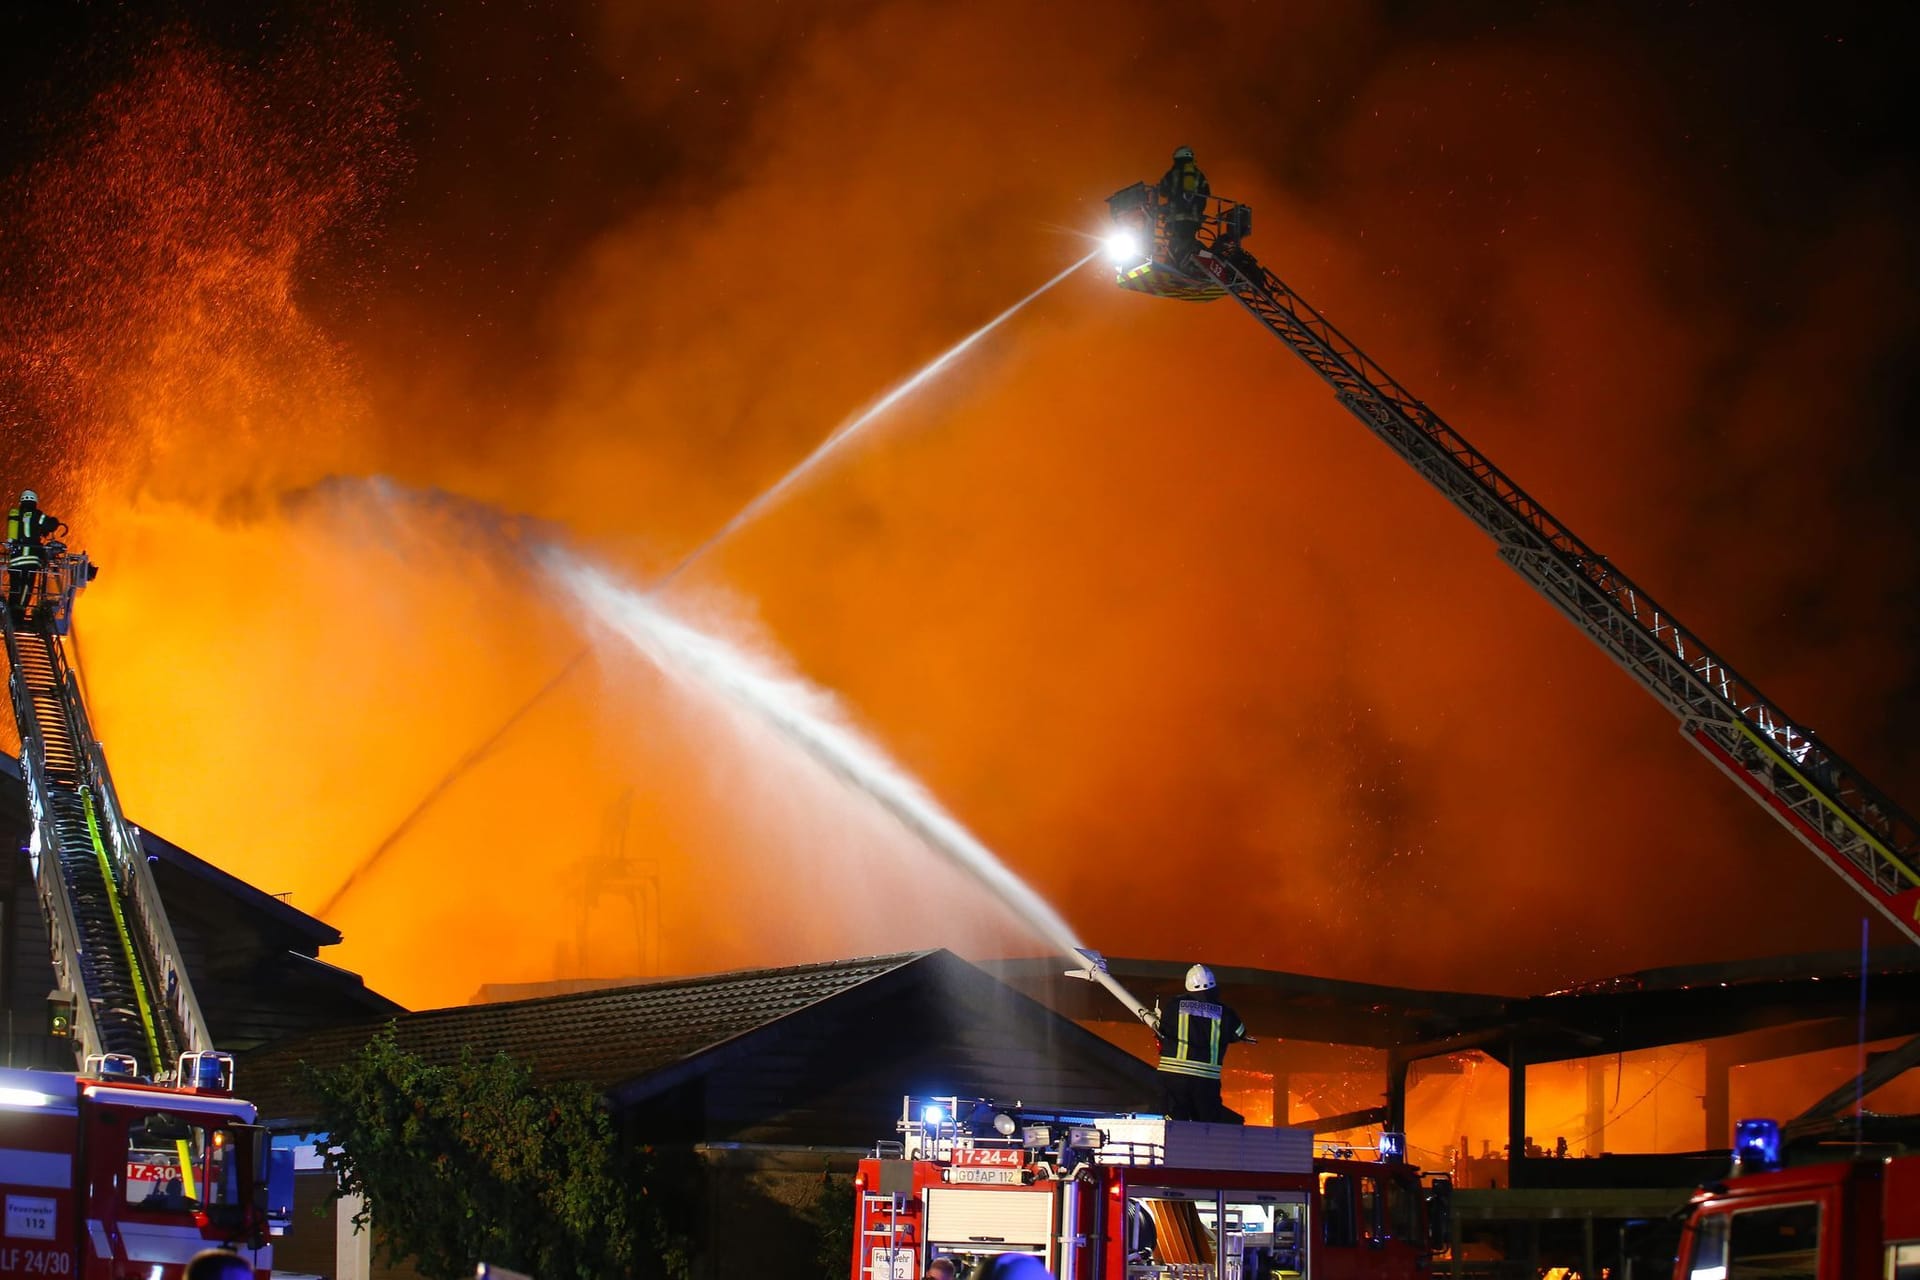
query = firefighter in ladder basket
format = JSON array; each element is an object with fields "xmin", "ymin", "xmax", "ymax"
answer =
[
  {"xmin": 1155, "ymin": 963, "xmax": 1248, "ymax": 1124},
  {"xmin": 6, "ymin": 488, "xmax": 62, "ymax": 621},
  {"xmin": 1156, "ymin": 146, "xmax": 1209, "ymax": 269}
]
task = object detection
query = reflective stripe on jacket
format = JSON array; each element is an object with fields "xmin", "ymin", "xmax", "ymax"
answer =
[
  {"xmin": 1156, "ymin": 997, "xmax": 1245, "ymax": 1080},
  {"xmin": 8, "ymin": 507, "xmax": 56, "ymax": 566}
]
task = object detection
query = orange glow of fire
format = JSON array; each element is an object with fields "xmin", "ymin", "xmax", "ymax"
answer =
[{"xmin": 2, "ymin": 10, "xmax": 1915, "ymax": 1020}]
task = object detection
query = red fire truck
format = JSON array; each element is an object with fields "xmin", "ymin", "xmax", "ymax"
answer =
[
  {"xmin": 852, "ymin": 1096, "xmax": 1449, "ymax": 1280},
  {"xmin": 0, "ymin": 1054, "xmax": 274, "ymax": 1279},
  {"xmin": 1670, "ymin": 1120, "xmax": 1919, "ymax": 1280}
]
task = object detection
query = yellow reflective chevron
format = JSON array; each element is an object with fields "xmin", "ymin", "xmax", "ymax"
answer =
[{"xmin": 1115, "ymin": 260, "xmax": 1227, "ymax": 303}]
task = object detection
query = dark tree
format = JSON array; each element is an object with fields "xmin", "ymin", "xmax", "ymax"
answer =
[{"xmin": 305, "ymin": 1029, "xmax": 687, "ymax": 1280}]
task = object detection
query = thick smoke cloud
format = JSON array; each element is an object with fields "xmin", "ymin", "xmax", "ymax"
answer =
[{"xmin": 1, "ymin": 1, "xmax": 1915, "ymax": 1008}]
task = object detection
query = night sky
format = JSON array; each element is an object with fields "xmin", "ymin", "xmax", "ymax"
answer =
[{"xmin": 2, "ymin": 1, "xmax": 1917, "ymax": 1006}]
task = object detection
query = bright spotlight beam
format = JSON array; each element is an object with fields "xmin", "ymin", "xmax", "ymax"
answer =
[{"xmin": 656, "ymin": 246, "xmax": 1101, "ymax": 589}]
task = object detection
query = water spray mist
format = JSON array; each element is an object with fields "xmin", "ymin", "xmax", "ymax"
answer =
[
  {"xmin": 552, "ymin": 552, "xmax": 1084, "ymax": 954},
  {"xmin": 325, "ymin": 251, "xmax": 1100, "ymax": 914}
]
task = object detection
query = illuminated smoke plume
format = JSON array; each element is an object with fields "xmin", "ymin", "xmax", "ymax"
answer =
[{"xmin": 0, "ymin": 4, "xmax": 1915, "ymax": 1009}]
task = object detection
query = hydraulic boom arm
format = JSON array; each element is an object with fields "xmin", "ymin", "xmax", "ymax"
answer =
[{"xmin": 1106, "ymin": 185, "xmax": 1920, "ymax": 944}]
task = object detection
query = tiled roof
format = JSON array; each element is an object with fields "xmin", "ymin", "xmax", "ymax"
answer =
[{"xmin": 241, "ymin": 951, "xmax": 931, "ymax": 1122}]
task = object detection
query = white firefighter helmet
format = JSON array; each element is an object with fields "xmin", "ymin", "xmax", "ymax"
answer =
[
  {"xmin": 1173, "ymin": 145, "xmax": 1196, "ymax": 163},
  {"xmin": 1185, "ymin": 963, "xmax": 1217, "ymax": 993},
  {"xmin": 19, "ymin": 490, "xmax": 37, "ymax": 504}
]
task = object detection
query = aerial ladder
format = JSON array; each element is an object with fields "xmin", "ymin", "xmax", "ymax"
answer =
[
  {"xmin": 1, "ymin": 544, "xmax": 213, "ymax": 1079},
  {"xmin": 1104, "ymin": 173, "xmax": 1920, "ymax": 1133},
  {"xmin": 1105, "ymin": 178, "xmax": 1920, "ymax": 946}
]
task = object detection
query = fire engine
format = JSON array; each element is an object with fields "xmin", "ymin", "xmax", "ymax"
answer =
[
  {"xmin": 1667, "ymin": 1120, "xmax": 1919, "ymax": 1280},
  {"xmin": 0, "ymin": 1052, "xmax": 274, "ymax": 1279},
  {"xmin": 852, "ymin": 1096, "xmax": 1449, "ymax": 1280}
]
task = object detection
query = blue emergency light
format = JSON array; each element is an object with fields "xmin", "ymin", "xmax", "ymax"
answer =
[
  {"xmin": 178, "ymin": 1050, "xmax": 232, "ymax": 1092},
  {"xmin": 1732, "ymin": 1118, "xmax": 1782, "ymax": 1174},
  {"xmin": 923, "ymin": 1104, "xmax": 945, "ymax": 1126},
  {"xmin": 1377, "ymin": 1131, "xmax": 1407, "ymax": 1163}
]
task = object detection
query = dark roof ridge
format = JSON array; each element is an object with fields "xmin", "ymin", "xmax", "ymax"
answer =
[
  {"xmin": 606, "ymin": 951, "xmax": 948, "ymax": 1106},
  {"xmin": 443, "ymin": 949, "xmax": 937, "ymax": 1019},
  {"xmin": 4, "ymin": 750, "xmax": 338, "ymax": 947},
  {"xmin": 238, "ymin": 950, "xmax": 960, "ymax": 1123},
  {"xmin": 253, "ymin": 950, "xmax": 939, "ymax": 1055}
]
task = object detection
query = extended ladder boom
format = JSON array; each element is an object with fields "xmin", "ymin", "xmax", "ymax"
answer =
[
  {"xmin": 1108, "ymin": 188, "xmax": 1920, "ymax": 943},
  {"xmin": 2, "ymin": 548, "xmax": 212, "ymax": 1077}
]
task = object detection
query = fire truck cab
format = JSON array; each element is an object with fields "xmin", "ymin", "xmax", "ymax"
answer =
[
  {"xmin": 1672, "ymin": 1120, "xmax": 1920, "ymax": 1280},
  {"xmin": 853, "ymin": 1097, "xmax": 1449, "ymax": 1280},
  {"xmin": 0, "ymin": 1058, "xmax": 274, "ymax": 1279}
]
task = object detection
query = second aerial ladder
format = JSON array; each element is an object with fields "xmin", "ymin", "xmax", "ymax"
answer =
[{"xmin": 2, "ymin": 546, "xmax": 212, "ymax": 1078}]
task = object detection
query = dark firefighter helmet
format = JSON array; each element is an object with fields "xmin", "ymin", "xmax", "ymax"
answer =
[
  {"xmin": 1172, "ymin": 145, "xmax": 1196, "ymax": 163},
  {"xmin": 183, "ymin": 1251, "xmax": 252, "ymax": 1280}
]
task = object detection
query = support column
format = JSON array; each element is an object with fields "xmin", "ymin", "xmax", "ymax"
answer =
[
  {"xmin": 1386, "ymin": 1053, "xmax": 1410, "ymax": 1135},
  {"xmin": 1506, "ymin": 1044, "xmax": 1528, "ymax": 1188},
  {"xmin": 1704, "ymin": 1042, "xmax": 1733, "ymax": 1149},
  {"xmin": 336, "ymin": 1192, "xmax": 373, "ymax": 1280},
  {"xmin": 1271, "ymin": 1069, "xmax": 1290, "ymax": 1127},
  {"xmin": 1585, "ymin": 1056, "xmax": 1607, "ymax": 1157}
]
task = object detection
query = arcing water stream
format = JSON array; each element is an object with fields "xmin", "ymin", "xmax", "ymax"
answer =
[
  {"xmin": 552, "ymin": 552, "xmax": 1085, "ymax": 956},
  {"xmin": 658, "ymin": 249, "xmax": 1100, "ymax": 586},
  {"xmin": 325, "ymin": 251, "xmax": 1100, "ymax": 923}
]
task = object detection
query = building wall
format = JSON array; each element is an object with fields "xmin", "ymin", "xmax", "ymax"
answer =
[
  {"xmin": 275, "ymin": 1171, "xmax": 346, "ymax": 1276},
  {"xmin": 689, "ymin": 1146, "xmax": 861, "ymax": 1280},
  {"xmin": 1, "ymin": 846, "xmax": 69, "ymax": 1070},
  {"xmin": 278, "ymin": 1176, "xmax": 434, "ymax": 1280}
]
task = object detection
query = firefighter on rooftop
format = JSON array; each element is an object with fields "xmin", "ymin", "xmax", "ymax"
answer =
[
  {"xmin": 6, "ymin": 489, "xmax": 61, "ymax": 621},
  {"xmin": 1155, "ymin": 963, "xmax": 1248, "ymax": 1124},
  {"xmin": 1156, "ymin": 145, "xmax": 1209, "ymax": 268}
]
